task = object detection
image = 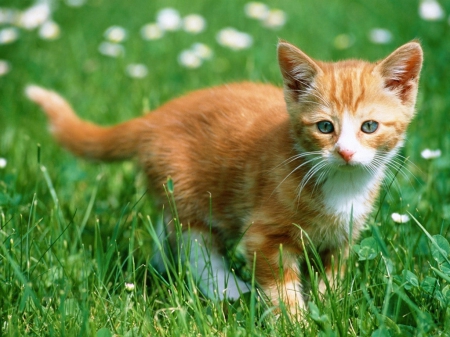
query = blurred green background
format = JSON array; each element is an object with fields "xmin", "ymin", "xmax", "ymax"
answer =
[{"xmin": 1, "ymin": 0, "xmax": 450, "ymax": 335}]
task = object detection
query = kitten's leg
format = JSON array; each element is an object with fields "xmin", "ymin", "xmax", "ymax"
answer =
[
  {"xmin": 244, "ymin": 235, "xmax": 305, "ymax": 315},
  {"xmin": 318, "ymin": 246, "xmax": 349, "ymax": 295},
  {"xmin": 182, "ymin": 229, "xmax": 249, "ymax": 300}
]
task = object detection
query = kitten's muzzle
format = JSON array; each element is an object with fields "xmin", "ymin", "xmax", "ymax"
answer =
[{"xmin": 338, "ymin": 149, "xmax": 355, "ymax": 163}]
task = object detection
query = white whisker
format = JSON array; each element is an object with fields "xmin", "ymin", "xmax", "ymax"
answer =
[
  {"xmin": 272, "ymin": 150, "xmax": 322, "ymax": 170},
  {"xmin": 271, "ymin": 156, "xmax": 322, "ymax": 198},
  {"xmin": 296, "ymin": 160, "xmax": 328, "ymax": 202}
]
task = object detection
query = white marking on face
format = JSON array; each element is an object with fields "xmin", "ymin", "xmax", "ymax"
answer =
[
  {"xmin": 334, "ymin": 113, "xmax": 375, "ymax": 166},
  {"xmin": 312, "ymin": 112, "xmax": 407, "ymax": 248}
]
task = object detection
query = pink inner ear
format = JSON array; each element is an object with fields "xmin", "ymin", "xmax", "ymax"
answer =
[
  {"xmin": 380, "ymin": 42, "xmax": 423, "ymax": 104},
  {"xmin": 384, "ymin": 52, "xmax": 421, "ymax": 87},
  {"xmin": 277, "ymin": 42, "xmax": 320, "ymax": 100}
]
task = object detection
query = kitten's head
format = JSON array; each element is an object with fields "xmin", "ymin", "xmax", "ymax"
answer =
[{"xmin": 278, "ymin": 40, "xmax": 423, "ymax": 171}]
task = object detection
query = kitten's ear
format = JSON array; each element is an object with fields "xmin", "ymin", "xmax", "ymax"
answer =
[
  {"xmin": 277, "ymin": 41, "xmax": 321, "ymax": 102},
  {"xmin": 376, "ymin": 41, "xmax": 423, "ymax": 106}
]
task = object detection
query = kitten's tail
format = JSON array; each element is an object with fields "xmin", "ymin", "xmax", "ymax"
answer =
[{"xmin": 26, "ymin": 85, "xmax": 142, "ymax": 161}]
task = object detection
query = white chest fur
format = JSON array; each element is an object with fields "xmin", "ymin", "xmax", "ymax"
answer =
[
  {"xmin": 309, "ymin": 167, "xmax": 383, "ymax": 248},
  {"xmin": 322, "ymin": 168, "xmax": 379, "ymax": 220}
]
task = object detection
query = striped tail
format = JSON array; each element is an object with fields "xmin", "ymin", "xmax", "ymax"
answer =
[{"xmin": 26, "ymin": 85, "xmax": 143, "ymax": 161}]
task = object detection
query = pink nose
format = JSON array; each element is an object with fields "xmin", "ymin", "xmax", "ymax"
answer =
[{"xmin": 338, "ymin": 149, "xmax": 355, "ymax": 162}]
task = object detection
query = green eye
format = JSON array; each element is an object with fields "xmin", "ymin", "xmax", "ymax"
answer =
[
  {"xmin": 317, "ymin": 120, "xmax": 334, "ymax": 134},
  {"xmin": 361, "ymin": 120, "xmax": 379, "ymax": 134}
]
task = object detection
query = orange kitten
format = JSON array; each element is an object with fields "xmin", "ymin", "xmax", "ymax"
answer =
[{"xmin": 26, "ymin": 40, "xmax": 423, "ymax": 316}]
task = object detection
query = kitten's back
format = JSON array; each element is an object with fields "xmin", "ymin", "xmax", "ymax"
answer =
[{"xmin": 25, "ymin": 82, "xmax": 285, "ymax": 162}]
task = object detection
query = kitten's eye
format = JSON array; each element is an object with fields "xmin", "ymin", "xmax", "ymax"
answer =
[
  {"xmin": 317, "ymin": 120, "xmax": 334, "ymax": 134},
  {"xmin": 361, "ymin": 120, "xmax": 379, "ymax": 134}
]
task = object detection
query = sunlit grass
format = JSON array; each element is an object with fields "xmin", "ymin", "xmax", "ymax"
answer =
[{"xmin": 1, "ymin": 0, "xmax": 450, "ymax": 335}]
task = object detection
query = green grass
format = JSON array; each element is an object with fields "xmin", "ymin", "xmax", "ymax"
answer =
[{"xmin": 1, "ymin": 0, "xmax": 450, "ymax": 335}]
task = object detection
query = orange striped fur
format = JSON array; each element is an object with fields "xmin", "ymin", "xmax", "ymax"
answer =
[{"xmin": 26, "ymin": 40, "xmax": 423, "ymax": 317}]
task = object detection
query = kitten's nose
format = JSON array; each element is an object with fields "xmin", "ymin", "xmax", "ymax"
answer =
[{"xmin": 338, "ymin": 149, "xmax": 355, "ymax": 162}]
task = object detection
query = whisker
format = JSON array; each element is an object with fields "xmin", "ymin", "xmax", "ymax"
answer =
[
  {"xmin": 272, "ymin": 150, "xmax": 322, "ymax": 170},
  {"xmin": 369, "ymin": 152, "xmax": 420, "ymax": 198},
  {"xmin": 373, "ymin": 152, "xmax": 418, "ymax": 185},
  {"xmin": 312, "ymin": 164, "xmax": 332, "ymax": 194},
  {"xmin": 271, "ymin": 156, "xmax": 321, "ymax": 197},
  {"xmin": 296, "ymin": 160, "xmax": 328, "ymax": 201},
  {"xmin": 367, "ymin": 161, "xmax": 400, "ymax": 192},
  {"xmin": 369, "ymin": 158, "xmax": 401, "ymax": 184}
]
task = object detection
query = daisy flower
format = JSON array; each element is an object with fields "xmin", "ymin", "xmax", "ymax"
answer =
[
  {"xmin": 244, "ymin": 2, "xmax": 270, "ymax": 20},
  {"xmin": 0, "ymin": 27, "xmax": 19, "ymax": 44},
  {"xmin": 0, "ymin": 8, "xmax": 20, "ymax": 25},
  {"xmin": 0, "ymin": 60, "xmax": 10, "ymax": 76},
  {"xmin": 263, "ymin": 9, "xmax": 286, "ymax": 29},
  {"xmin": 178, "ymin": 49, "xmax": 202, "ymax": 69},
  {"xmin": 98, "ymin": 42, "xmax": 124, "ymax": 57},
  {"xmin": 18, "ymin": 3, "xmax": 51, "ymax": 30},
  {"xmin": 39, "ymin": 21, "xmax": 60, "ymax": 40},
  {"xmin": 369, "ymin": 28, "xmax": 392, "ymax": 44},
  {"xmin": 141, "ymin": 23, "xmax": 164, "ymax": 40},
  {"xmin": 419, "ymin": 0, "xmax": 444, "ymax": 21},
  {"xmin": 183, "ymin": 14, "xmax": 206, "ymax": 34},
  {"xmin": 216, "ymin": 27, "xmax": 253, "ymax": 50},
  {"xmin": 191, "ymin": 43, "xmax": 213, "ymax": 59},
  {"xmin": 126, "ymin": 64, "xmax": 148, "ymax": 79},
  {"xmin": 157, "ymin": 8, "xmax": 182, "ymax": 31},
  {"xmin": 125, "ymin": 283, "xmax": 135, "ymax": 292},
  {"xmin": 421, "ymin": 148, "xmax": 441, "ymax": 159},
  {"xmin": 391, "ymin": 213, "xmax": 410, "ymax": 223},
  {"xmin": 104, "ymin": 26, "xmax": 127, "ymax": 43}
]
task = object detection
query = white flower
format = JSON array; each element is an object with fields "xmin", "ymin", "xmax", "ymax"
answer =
[
  {"xmin": 0, "ymin": 8, "xmax": 19, "ymax": 25},
  {"xmin": 369, "ymin": 28, "xmax": 392, "ymax": 44},
  {"xmin": 178, "ymin": 49, "xmax": 202, "ymax": 69},
  {"xmin": 333, "ymin": 34, "xmax": 354, "ymax": 49},
  {"xmin": 216, "ymin": 27, "xmax": 253, "ymax": 51},
  {"xmin": 178, "ymin": 43, "xmax": 213, "ymax": 69},
  {"xmin": 18, "ymin": 3, "xmax": 51, "ymax": 30},
  {"xmin": 156, "ymin": 8, "xmax": 181, "ymax": 31},
  {"xmin": 244, "ymin": 2, "xmax": 270, "ymax": 20},
  {"xmin": 391, "ymin": 212, "xmax": 410, "ymax": 223},
  {"xmin": 98, "ymin": 42, "xmax": 124, "ymax": 57},
  {"xmin": 104, "ymin": 26, "xmax": 126, "ymax": 43},
  {"xmin": 263, "ymin": 9, "xmax": 286, "ymax": 29},
  {"xmin": 191, "ymin": 43, "xmax": 213, "ymax": 60},
  {"xmin": 419, "ymin": 0, "xmax": 445, "ymax": 21},
  {"xmin": 0, "ymin": 158, "xmax": 6, "ymax": 168},
  {"xmin": 182, "ymin": 14, "xmax": 206, "ymax": 34},
  {"xmin": 65, "ymin": 0, "xmax": 87, "ymax": 7},
  {"xmin": 421, "ymin": 148, "xmax": 441, "ymax": 159},
  {"xmin": 126, "ymin": 63, "xmax": 148, "ymax": 78},
  {"xmin": 141, "ymin": 23, "xmax": 164, "ymax": 40},
  {"xmin": 125, "ymin": 283, "xmax": 135, "ymax": 292},
  {"xmin": 0, "ymin": 60, "xmax": 10, "ymax": 76},
  {"xmin": 0, "ymin": 27, "xmax": 19, "ymax": 45},
  {"xmin": 39, "ymin": 21, "xmax": 60, "ymax": 40}
]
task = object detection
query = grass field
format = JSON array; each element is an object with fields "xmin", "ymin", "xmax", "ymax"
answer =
[{"xmin": 1, "ymin": 0, "xmax": 450, "ymax": 335}]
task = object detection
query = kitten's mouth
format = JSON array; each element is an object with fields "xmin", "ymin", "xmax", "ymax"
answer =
[{"xmin": 337, "ymin": 162, "xmax": 360, "ymax": 171}]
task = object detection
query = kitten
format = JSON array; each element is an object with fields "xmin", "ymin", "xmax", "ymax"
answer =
[{"xmin": 26, "ymin": 40, "xmax": 423, "ymax": 316}]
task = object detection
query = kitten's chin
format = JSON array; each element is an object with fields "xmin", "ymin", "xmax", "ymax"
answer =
[{"xmin": 335, "ymin": 162, "xmax": 364, "ymax": 172}]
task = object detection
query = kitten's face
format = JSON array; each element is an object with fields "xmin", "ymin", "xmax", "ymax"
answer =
[{"xmin": 278, "ymin": 41, "xmax": 423, "ymax": 172}]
